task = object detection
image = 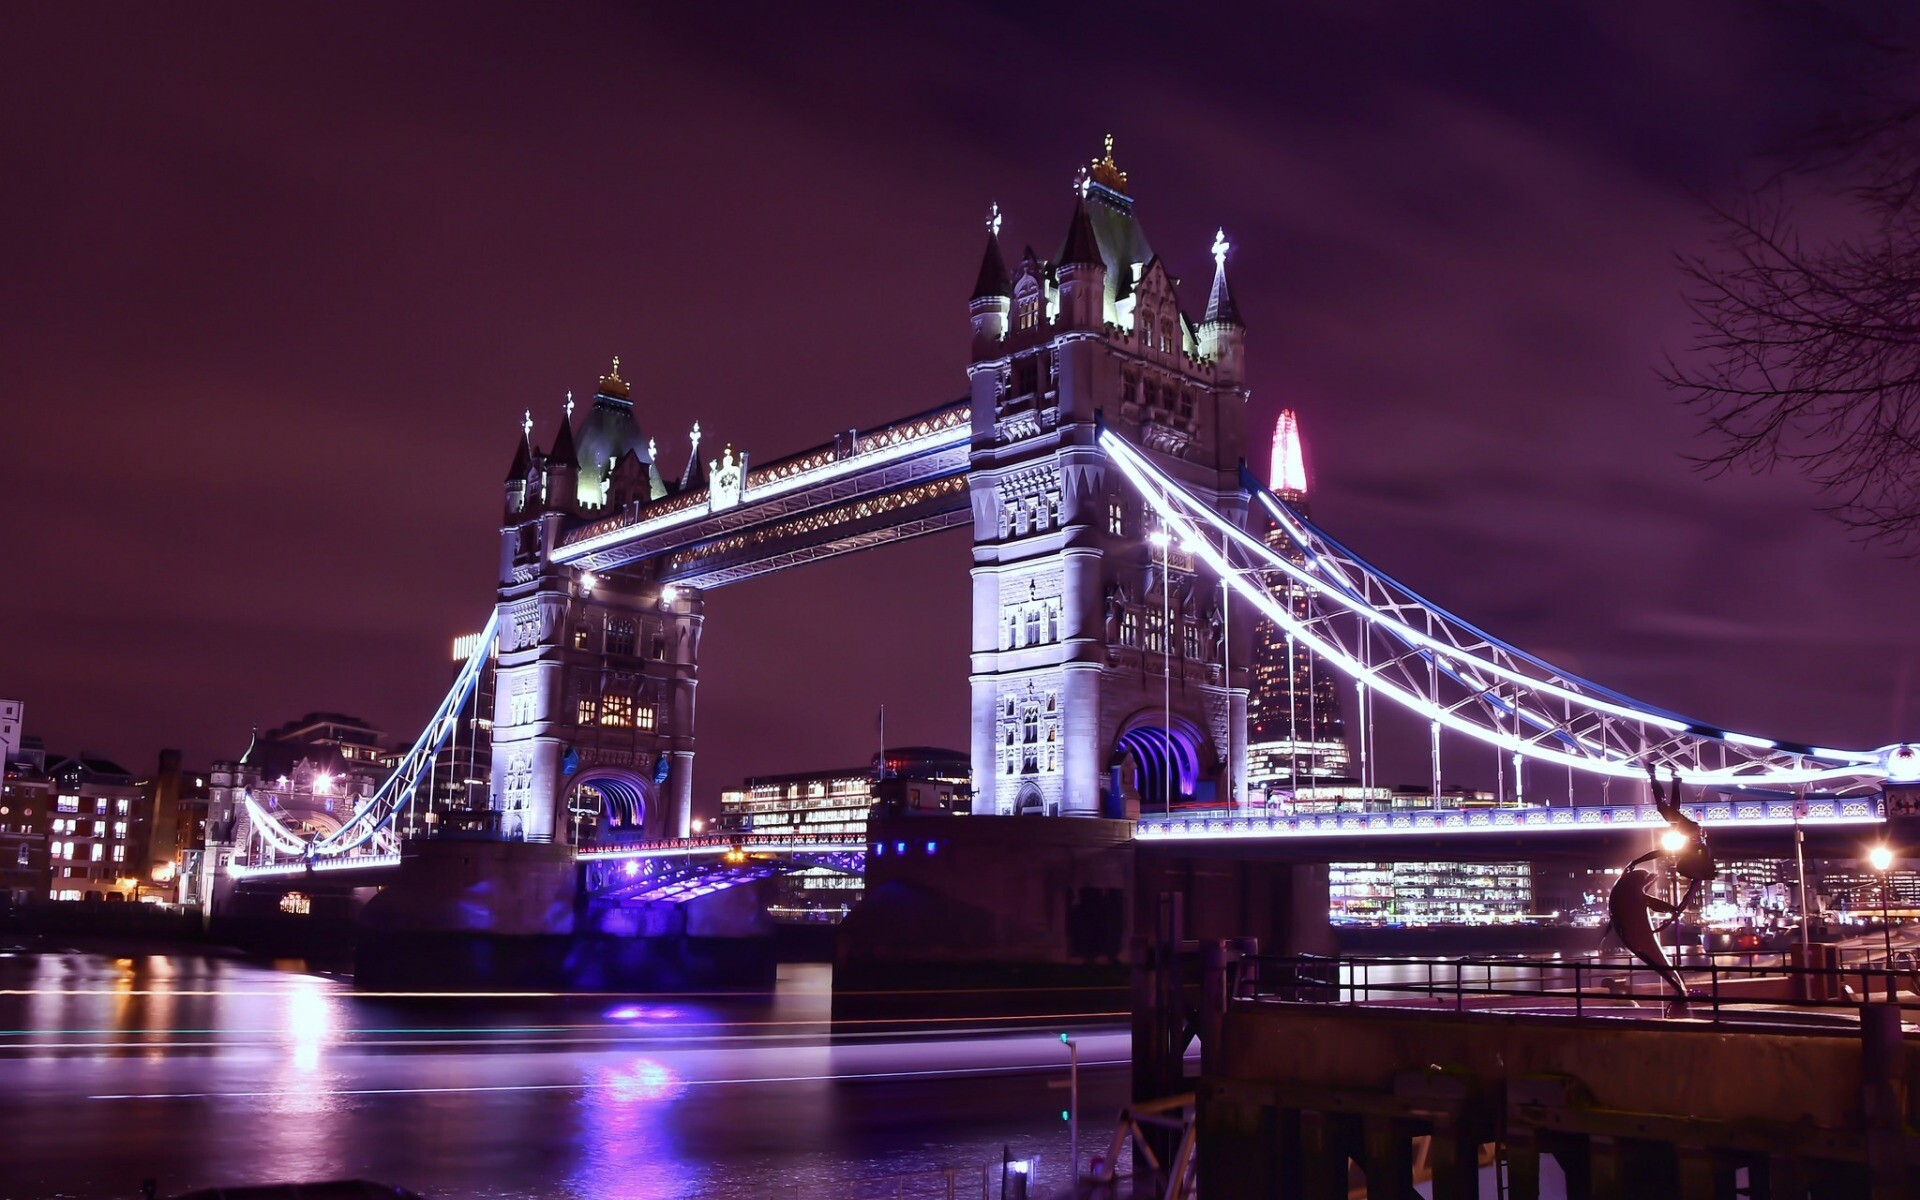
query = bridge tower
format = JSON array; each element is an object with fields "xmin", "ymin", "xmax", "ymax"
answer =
[
  {"xmin": 492, "ymin": 364, "xmax": 701, "ymax": 844},
  {"xmin": 966, "ymin": 142, "xmax": 1250, "ymax": 817}
]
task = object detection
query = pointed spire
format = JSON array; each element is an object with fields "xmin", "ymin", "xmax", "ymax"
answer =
[
  {"xmin": 504, "ymin": 429, "xmax": 532, "ymax": 483},
  {"xmin": 1058, "ymin": 196, "xmax": 1103, "ymax": 268},
  {"xmin": 970, "ymin": 203, "xmax": 1011, "ymax": 300},
  {"xmin": 1204, "ymin": 228, "xmax": 1241, "ymax": 326},
  {"xmin": 1270, "ymin": 409, "xmax": 1307, "ymax": 496},
  {"xmin": 547, "ymin": 400, "xmax": 578, "ymax": 469},
  {"xmin": 678, "ymin": 421, "xmax": 709, "ymax": 493}
]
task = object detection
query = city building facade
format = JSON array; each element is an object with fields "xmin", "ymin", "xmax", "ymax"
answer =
[
  {"xmin": 720, "ymin": 747, "xmax": 968, "ymax": 920},
  {"xmin": 0, "ymin": 710, "xmax": 50, "ymax": 904},
  {"xmin": 43, "ymin": 754, "xmax": 148, "ymax": 901}
]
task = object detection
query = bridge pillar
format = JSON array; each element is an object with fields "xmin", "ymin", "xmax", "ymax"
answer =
[
  {"xmin": 492, "ymin": 389, "xmax": 701, "ymax": 845},
  {"xmin": 964, "ymin": 150, "xmax": 1250, "ymax": 817}
]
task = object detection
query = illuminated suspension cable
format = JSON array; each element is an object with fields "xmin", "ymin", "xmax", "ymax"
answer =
[
  {"xmin": 237, "ymin": 789, "xmax": 314, "ymax": 856},
  {"xmin": 1100, "ymin": 429, "xmax": 1876, "ymax": 788},
  {"xmin": 306, "ymin": 610, "xmax": 499, "ymax": 854}
]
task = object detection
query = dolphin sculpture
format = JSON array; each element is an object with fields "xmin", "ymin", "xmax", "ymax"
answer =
[{"xmin": 1608, "ymin": 865, "xmax": 1690, "ymax": 1015}]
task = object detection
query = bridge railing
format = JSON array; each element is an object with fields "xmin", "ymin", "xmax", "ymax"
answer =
[
  {"xmin": 577, "ymin": 832, "xmax": 869, "ymax": 860},
  {"xmin": 1134, "ymin": 796, "xmax": 1886, "ymax": 840},
  {"xmin": 1242, "ymin": 951, "xmax": 1916, "ymax": 1021}
]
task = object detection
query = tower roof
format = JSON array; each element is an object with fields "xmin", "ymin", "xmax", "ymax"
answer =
[
  {"xmin": 1058, "ymin": 197, "xmax": 1104, "ymax": 268},
  {"xmin": 547, "ymin": 405, "xmax": 579, "ymax": 470},
  {"xmin": 1270, "ymin": 409, "xmax": 1307, "ymax": 496},
  {"xmin": 1203, "ymin": 228, "xmax": 1242, "ymax": 326},
  {"xmin": 1059, "ymin": 137, "xmax": 1153, "ymax": 309},
  {"xmin": 972, "ymin": 202, "xmax": 1011, "ymax": 300},
  {"xmin": 504, "ymin": 432, "xmax": 531, "ymax": 483},
  {"xmin": 575, "ymin": 358, "xmax": 652, "ymax": 506},
  {"xmin": 971, "ymin": 230, "xmax": 1011, "ymax": 299}
]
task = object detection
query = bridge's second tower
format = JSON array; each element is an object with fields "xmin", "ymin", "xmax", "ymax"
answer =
[
  {"xmin": 492, "ymin": 366, "xmax": 700, "ymax": 844},
  {"xmin": 966, "ymin": 143, "xmax": 1250, "ymax": 817}
]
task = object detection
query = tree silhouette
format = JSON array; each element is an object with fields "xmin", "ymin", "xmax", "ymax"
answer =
[{"xmin": 1668, "ymin": 5, "xmax": 1920, "ymax": 550}]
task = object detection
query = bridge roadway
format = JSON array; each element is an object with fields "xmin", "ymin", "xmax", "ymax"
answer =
[{"xmin": 230, "ymin": 796, "xmax": 1891, "ymax": 894}]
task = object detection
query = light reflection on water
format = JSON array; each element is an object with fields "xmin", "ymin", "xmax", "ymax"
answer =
[{"xmin": 0, "ymin": 952, "xmax": 1121, "ymax": 1200}]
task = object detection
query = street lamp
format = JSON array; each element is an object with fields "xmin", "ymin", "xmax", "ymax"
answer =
[
  {"xmin": 1060, "ymin": 1032, "xmax": 1079, "ymax": 1185},
  {"xmin": 1659, "ymin": 826, "xmax": 1690, "ymax": 954},
  {"xmin": 1869, "ymin": 843, "xmax": 1896, "ymax": 1001},
  {"xmin": 1149, "ymin": 528, "xmax": 1173, "ymax": 815}
]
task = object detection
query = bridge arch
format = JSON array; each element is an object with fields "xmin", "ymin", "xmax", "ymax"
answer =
[
  {"xmin": 564, "ymin": 767, "xmax": 654, "ymax": 845},
  {"xmin": 1113, "ymin": 710, "xmax": 1208, "ymax": 815}
]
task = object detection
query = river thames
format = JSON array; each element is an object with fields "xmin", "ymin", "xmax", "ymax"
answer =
[{"xmin": 0, "ymin": 950, "xmax": 1130, "ymax": 1200}]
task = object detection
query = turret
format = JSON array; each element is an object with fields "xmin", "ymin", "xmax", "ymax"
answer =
[
  {"xmin": 1055, "ymin": 192, "xmax": 1106, "ymax": 330},
  {"xmin": 1197, "ymin": 228, "xmax": 1245, "ymax": 383},
  {"xmin": 503, "ymin": 412, "xmax": 533, "ymax": 517},
  {"xmin": 969, "ymin": 203, "xmax": 1011, "ymax": 357},
  {"xmin": 544, "ymin": 397, "xmax": 579, "ymax": 515}
]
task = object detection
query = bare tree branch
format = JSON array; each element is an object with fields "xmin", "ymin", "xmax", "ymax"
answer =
[{"xmin": 1667, "ymin": 5, "xmax": 1920, "ymax": 551}]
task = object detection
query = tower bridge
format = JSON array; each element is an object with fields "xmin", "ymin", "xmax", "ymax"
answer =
[{"xmin": 203, "ymin": 141, "xmax": 1918, "ymax": 953}]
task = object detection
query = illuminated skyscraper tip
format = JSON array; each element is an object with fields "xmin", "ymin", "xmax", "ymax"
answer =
[{"xmin": 1270, "ymin": 409, "xmax": 1308, "ymax": 496}]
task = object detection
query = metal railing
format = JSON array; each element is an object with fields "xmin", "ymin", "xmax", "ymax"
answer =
[{"xmin": 1242, "ymin": 952, "xmax": 1918, "ymax": 1022}]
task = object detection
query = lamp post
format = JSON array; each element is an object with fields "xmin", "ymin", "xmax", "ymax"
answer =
[
  {"xmin": 1150, "ymin": 527, "xmax": 1172, "ymax": 815},
  {"xmin": 1060, "ymin": 1032, "xmax": 1079, "ymax": 1185},
  {"xmin": 1661, "ymin": 827, "xmax": 1690, "ymax": 956},
  {"xmin": 1869, "ymin": 843, "xmax": 1895, "ymax": 1002}
]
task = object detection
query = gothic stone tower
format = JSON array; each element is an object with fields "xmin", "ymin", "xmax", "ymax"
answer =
[
  {"xmin": 967, "ymin": 142, "xmax": 1250, "ymax": 817},
  {"xmin": 493, "ymin": 363, "xmax": 701, "ymax": 844}
]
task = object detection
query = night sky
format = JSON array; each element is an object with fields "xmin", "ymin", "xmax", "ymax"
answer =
[{"xmin": 5, "ymin": 3, "xmax": 1916, "ymax": 810}]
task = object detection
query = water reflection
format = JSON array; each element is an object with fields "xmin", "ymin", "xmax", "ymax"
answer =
[
  {"xmin": 0, "ymin": 951, "xmax": 1126, "ymax": 1200},
  {"xmin": 570, "ymin": 1057, "xmax": 690, "ymax": 1199}
]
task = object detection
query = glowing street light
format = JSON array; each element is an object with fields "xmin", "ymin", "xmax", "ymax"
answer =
[
  {"xmin": 1660, "ymin": 828, "xmax": 1689, "ymax": 855},
  {"xmin": 1869, "ymin": 843, "xmax": 1896, "ymax": 1001}
]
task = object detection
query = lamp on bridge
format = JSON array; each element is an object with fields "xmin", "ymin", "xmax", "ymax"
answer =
[{"xmin": 1869, "ymin": 843, "xmax": 1896, "ymax": 1001}]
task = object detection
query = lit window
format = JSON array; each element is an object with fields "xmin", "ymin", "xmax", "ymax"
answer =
[
  {"xmin": 91, "ymin": 843, "xmax": 104, "ymax": 862},
  {"xmin": 577, "ymin": 697, "xmax": 600, "ymax": 726},
  {"xmin": 113, "ymin": 821, "xmax": 126, "ymax": 839},
  {"xmin": 95, "ymin": 799, "xmax": 108, "ymax": 814},
  {"xmin": 93, "ymin": 821, "xmax": 106, "ymax": 837},
  {"xmin": 116, "ymin": 798, "xmax": 129, "ymax": 816},
  {"xmin": 57, "ymin": 796, "xmax": 77, "ymax": 813},
  {"xmin": 112, "ymin": 845, "xmax": 124, "ymax": 863},
  {"xmin": 634, "ymin": 704, "xmax": 657, "ymax": 732},
  {"xmin": 572, "ymin": 625, "xmax": 590, "ymax": 650},
  {"xmin": 607, "ymin": 619, "xmax": 636, "ymax": 657},
  {"xmin": 602, "ymin": 695, "xmax": 635, "ymax": 727}
]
